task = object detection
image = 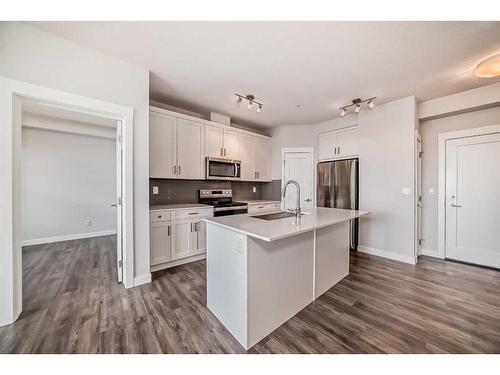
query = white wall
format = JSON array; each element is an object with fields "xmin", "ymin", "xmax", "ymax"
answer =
[
  {"xmin": 21, "ymin": 126, "xmax": 116, "ymax": 244},
  {"xmin": 271, "ymin": 97, "xmax": 418, "ymax": 263},
  {"xmin": 420, "ymin": 106, "xmax": 500, "ymax": 256},
  {"xmin": 0, "ymin": 23, "xmax": 150, "ymax": 281},
  {"xmin": 358, "ymin": 96, "xmax": 417, "ymax": 263}
]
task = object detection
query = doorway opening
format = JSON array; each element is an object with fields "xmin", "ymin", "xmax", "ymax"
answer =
[{"xmin": 0, "ymin": 77, "xmax": 134, "ymax": 327}]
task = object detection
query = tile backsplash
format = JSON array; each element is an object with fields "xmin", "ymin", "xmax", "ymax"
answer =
[{"xmin": 149, "ymin": 179, "xmax": 281, "ymax": 206}]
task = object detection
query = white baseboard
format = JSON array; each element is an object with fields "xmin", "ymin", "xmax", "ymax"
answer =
[
  {"xmin": 421, "ymin": 248, "xmax": 444, "ymax": 259},
  {"xmin": 134, "ymin": 273, "xmax": 152, "ymax": 287},
  {"xmin": 358, "ymin": 245, "xmax": 416, "ymax": 265},
  {"xmin": 21, "ymin": 230, "xmax": 117, "ymax": 246}
]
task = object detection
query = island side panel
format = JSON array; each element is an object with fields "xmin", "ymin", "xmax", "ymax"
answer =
[
  {"xmin": 206, "ymin": 223, "xmax": 248, "ymax": 348},
  {"xmin": 247, "ymin": 232, "xmax": 314, "ymax": 349},
  {"xmin": 314, "ymin": 221, "xmax": 349, "ymax": 299}
]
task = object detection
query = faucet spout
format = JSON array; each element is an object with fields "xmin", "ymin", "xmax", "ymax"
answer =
[{"xmin": 281, "ymin": 180, "xmax": 302, "ymax": 218}]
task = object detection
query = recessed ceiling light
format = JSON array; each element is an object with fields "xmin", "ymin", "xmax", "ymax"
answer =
[{"xmin": 474, "ymin": 52, "xmax": 500, "ymax": 77}]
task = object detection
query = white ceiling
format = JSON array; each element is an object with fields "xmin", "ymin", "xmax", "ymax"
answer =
[{"xmin": 30, "ymin": 21, "xmax": 500, "ymax": 129}]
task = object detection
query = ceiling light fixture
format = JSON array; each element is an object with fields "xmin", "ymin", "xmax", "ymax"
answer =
[
  {"xmin": 474, "ymin": 52, "xmax": 500, "ymax": 77},
  {"xmin": 338, "ymin": 97, "xmax": 376, "ymax": 116},
  {"xmin": 235, "ymin": 93, "xmax": 263, "ymax": 113}
]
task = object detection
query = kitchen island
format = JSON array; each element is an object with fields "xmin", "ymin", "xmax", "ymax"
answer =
[{"xmin": 205, "ymin": 207, "xmax": 369, "ymax": 350}]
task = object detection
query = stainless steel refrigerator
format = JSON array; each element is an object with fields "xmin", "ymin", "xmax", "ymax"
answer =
[{"xmin": 317, "ymin": 158, "xmax": 359, "ymax": 251}]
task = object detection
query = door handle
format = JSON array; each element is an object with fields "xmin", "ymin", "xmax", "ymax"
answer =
[
  {"xmin": 111, "ymin": 203, "xmax": 117, "ymax": 207},
  {"xmin": 167, "ymin": 225, "xmax": 171, "ymax": 236},
  {"xmin": 304, "ymin": 198, "xmax": 312, "ymax": 202},
  {"xmin": 450, "ymin": 203, "xmax": 462, "ymax": 207}
]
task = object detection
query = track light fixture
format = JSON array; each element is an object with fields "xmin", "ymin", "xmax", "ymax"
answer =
[
  {"xmin": 235, "ymin": 93, "xmax": 264, "ymax": 113},
  {"xmin": 338, "ymin": 97, "xmax": 376, "ymax": 116}
]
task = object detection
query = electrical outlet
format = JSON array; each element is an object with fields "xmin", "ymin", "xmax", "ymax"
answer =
[
  {"xmin": 84, "ymin": 219, "xmax": 92, "ymax": 227},
  {"xmin": 153, "ymin": 186, "xmax": 159, "ymax": 195},
  {"xmin": 252, "ymin": 186, "xmax": 256, "ymax": 193}
]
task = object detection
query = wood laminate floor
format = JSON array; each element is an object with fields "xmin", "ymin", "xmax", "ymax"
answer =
[{"xmin": 1, "ymin": 235, "xmax": 499, "ymax": 353}]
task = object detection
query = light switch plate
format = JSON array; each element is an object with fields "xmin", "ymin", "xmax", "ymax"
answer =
[
  {"xmin": 252, "ymin": 186, "xmax": 256, "ymax": 193},
  {"xmin": 401, "ymin": 187, "xmax": 412, "ymax": 196},
  {"xmin": 84, "ymin": 219, "xmax": 92, "ymax": 227},
  {"xmin": 153, "ymin": 186, "xmax": 159, "ymax": 195}
]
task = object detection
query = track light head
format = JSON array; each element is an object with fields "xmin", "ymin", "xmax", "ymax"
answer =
[
  {"xmin": 354, "ymin": 104, "xmax": 361, "ymax": 113},
  {"xmin": 340, "ymin": 108, "xmax": 346, "ymax": 117},
  {"xmin": 236, "ymin": 96, "xmax": 242, "ymax": 105},
  {"xmin": 257, "ymin": 104, "xmax": 262, "ymax": 113},
  {"xmin": 368, "ymin": 99, "xmax": 375, "ymax": 109},
  {"xmin": 247, "ymin": 101, "xmax": 253, "ymax": 110}
]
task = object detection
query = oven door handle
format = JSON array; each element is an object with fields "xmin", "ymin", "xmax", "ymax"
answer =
[{"xmin": 213, "ymin": 205, "xmax": 248, "ymax": 212}]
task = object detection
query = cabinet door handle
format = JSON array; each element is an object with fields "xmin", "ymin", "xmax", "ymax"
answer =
[
  {"xmin": 338, "ymin": 146, "xmax": 341, "ymax": 155},
  {"xmin": 167, "ymin": 225, "xmax": 171, "ymax": 236},
  {"xmin": 173, "ymin": 165, "xmax": 177, "ymax": 175},
  {"xmin": 188, "ymin": 212, "xmax": 199, "ymax": 215},
  {"xmin": 190, "ymin": 223, "xmax": 194, "ymax": 232},
  {"xmin": 178, "ymin": 165, "xmax": 181, "ymax": 175},
  {"xmin": 220, "ymin": 147, "xmax": 223, "ymax": 156},
  {"xmin": 257, "ymin": 171, "xmax": 260, "ymax": 179},
  {"xmin": 224, "ymin": 148, "xmax": 226, "ymax": 157},
  {"xmin": 334, "ymin": 147, "xmax": 337, "ymax": 155},
  {"xmin": 195, "ymin": 222, "xmax": 199, "ymax": 231}
]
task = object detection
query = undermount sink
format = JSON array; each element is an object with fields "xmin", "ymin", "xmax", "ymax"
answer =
[{"xmin": 252, "ymin": 211, "xmax": 309, "ymax": 221}]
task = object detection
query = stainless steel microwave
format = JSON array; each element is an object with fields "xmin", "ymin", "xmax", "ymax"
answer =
[{"xmin": 206, "ymin": 157, "xmax": 241, "ymax": 180}]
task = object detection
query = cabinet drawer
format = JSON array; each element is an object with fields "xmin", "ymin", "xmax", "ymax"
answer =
[
  {"xmin": 150, "ymin": 211, "xmax": 171, "ymax": 222},
  {"xmin": 172, "ymin": 208, "xmax": 212, "ymax": 220}
]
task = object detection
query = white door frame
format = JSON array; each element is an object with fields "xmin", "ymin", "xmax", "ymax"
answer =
[
  {"xmin": 437, "ymin": 124, "xmax": 500, "ymax": 260},
  {"xmin": 281, "ymin": 147, "xmax": 315, "ymax": 207},
  {"xmin": 0, "ymin": 76, "xmax": 135, "ymax": 327},
  {"xmin": 414, "ymin": 129, "xmax": 422, "ymax": 260}
]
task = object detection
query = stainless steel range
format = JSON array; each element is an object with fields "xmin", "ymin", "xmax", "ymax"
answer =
[{"xmin": 199, "ymin": 189, "xmax": 248, "ymax": 217}]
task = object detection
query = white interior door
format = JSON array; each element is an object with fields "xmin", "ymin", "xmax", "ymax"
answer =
[
  {"xmin": 115, "ymin": 121, "xmax": 123, "ymax": 282},
  {"xmin": 445, "ymin": 132, "xmax": 500, "ymax": 268},
  {"xmin": 282, "ymin": 151, "xmax": 314, "ymax": 210},
  {"xmin": 416, "ymin": 132, "xmax": 422, "ymax": 256}
]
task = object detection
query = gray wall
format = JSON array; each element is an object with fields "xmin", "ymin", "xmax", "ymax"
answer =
[
  {"xmin": 22, "ymin": 127, "xmax": 116, "ymax": 242},
  {"xmin": 420, "ymin": 105, "xmax": 500, "ymax": 256}
]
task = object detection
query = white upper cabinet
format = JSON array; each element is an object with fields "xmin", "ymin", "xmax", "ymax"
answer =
[
  {"xmin": 150, "ymin": 111, "xmax": 176, "ymax": 178},
  {"xmin": 150, "ymin": 108, "xmax": 204, "ymax": 179},
  {"xmin": 223, "ymin": 129, "xmax": 240, "ymax": 159},
  {"xmin": 177, "ymin": 119, "xmax": 204, "ymax": 179},
  {"xmin": 336, "ymin": 127, "xmax": 359, "ymax": 158},
  {"xmin": 238, "ymin": 132, "xmax": 255, "ymax": 181},
  {"xmin": 204, "ymin": 124, "xmax": 240, "ymax": 159},
  {"xmin": 318, "ymin": 126, "xmax": 359, "ymax": 161},
  {"xmin": 205, "ymin": 124, "xmax": 224, "ymax": 158},
  {"xmin": 254, "ymin": 137, "xmax": 271, "ymax": 181},
  {"xmin": 150, "ymin": 106, "xmax": 271, "ymax": 181}
]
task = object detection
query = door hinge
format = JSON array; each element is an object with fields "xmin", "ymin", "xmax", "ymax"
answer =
[
  {"xmin": 117, "ymin": 134, "xmax": 122, "ymax": 143},
  {"xmin": 118, "ymin": 197, "xmax": 122, "ymax": 206},
  {"xmin": 118, "ymin": 259, "xmax": 123, "ymax": 268},
  {"xmin": 418, "ymin": 151, "xmax": 423, "ymax": 158},
  {"xmin": 418, "ymin": 238, "xmax": 424, "ymax": 246}
]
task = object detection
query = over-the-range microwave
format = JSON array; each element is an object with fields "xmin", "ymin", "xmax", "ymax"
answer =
[{"xmin": 206, "ymin": 157, "xmax": 241, "ymax": 181}]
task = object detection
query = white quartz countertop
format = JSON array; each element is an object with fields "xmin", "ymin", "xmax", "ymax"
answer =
[
  {"xmin": 235, "ymin": 200, "xmax": 281, "ymax": 204},
  {"xmin": 204, "ymin": 207, "xmax": 369, "ymax": 242},
  {"xmin": 150, "ymin": 203, "xmax": 212, "ymax": 211}
]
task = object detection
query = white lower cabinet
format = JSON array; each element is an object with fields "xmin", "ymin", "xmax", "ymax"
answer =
[
  {"xmin": 150, "ymin": 207, "xmax": 212, "ymax": 270},
  {"xmin": 150, "ymin": 220, "xmax": 172, "ymax": 265}
]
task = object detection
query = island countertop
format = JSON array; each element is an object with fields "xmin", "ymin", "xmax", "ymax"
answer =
[{"xmin": 204, "ymin": 207, "xmax": 369, "ymax": 242}]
